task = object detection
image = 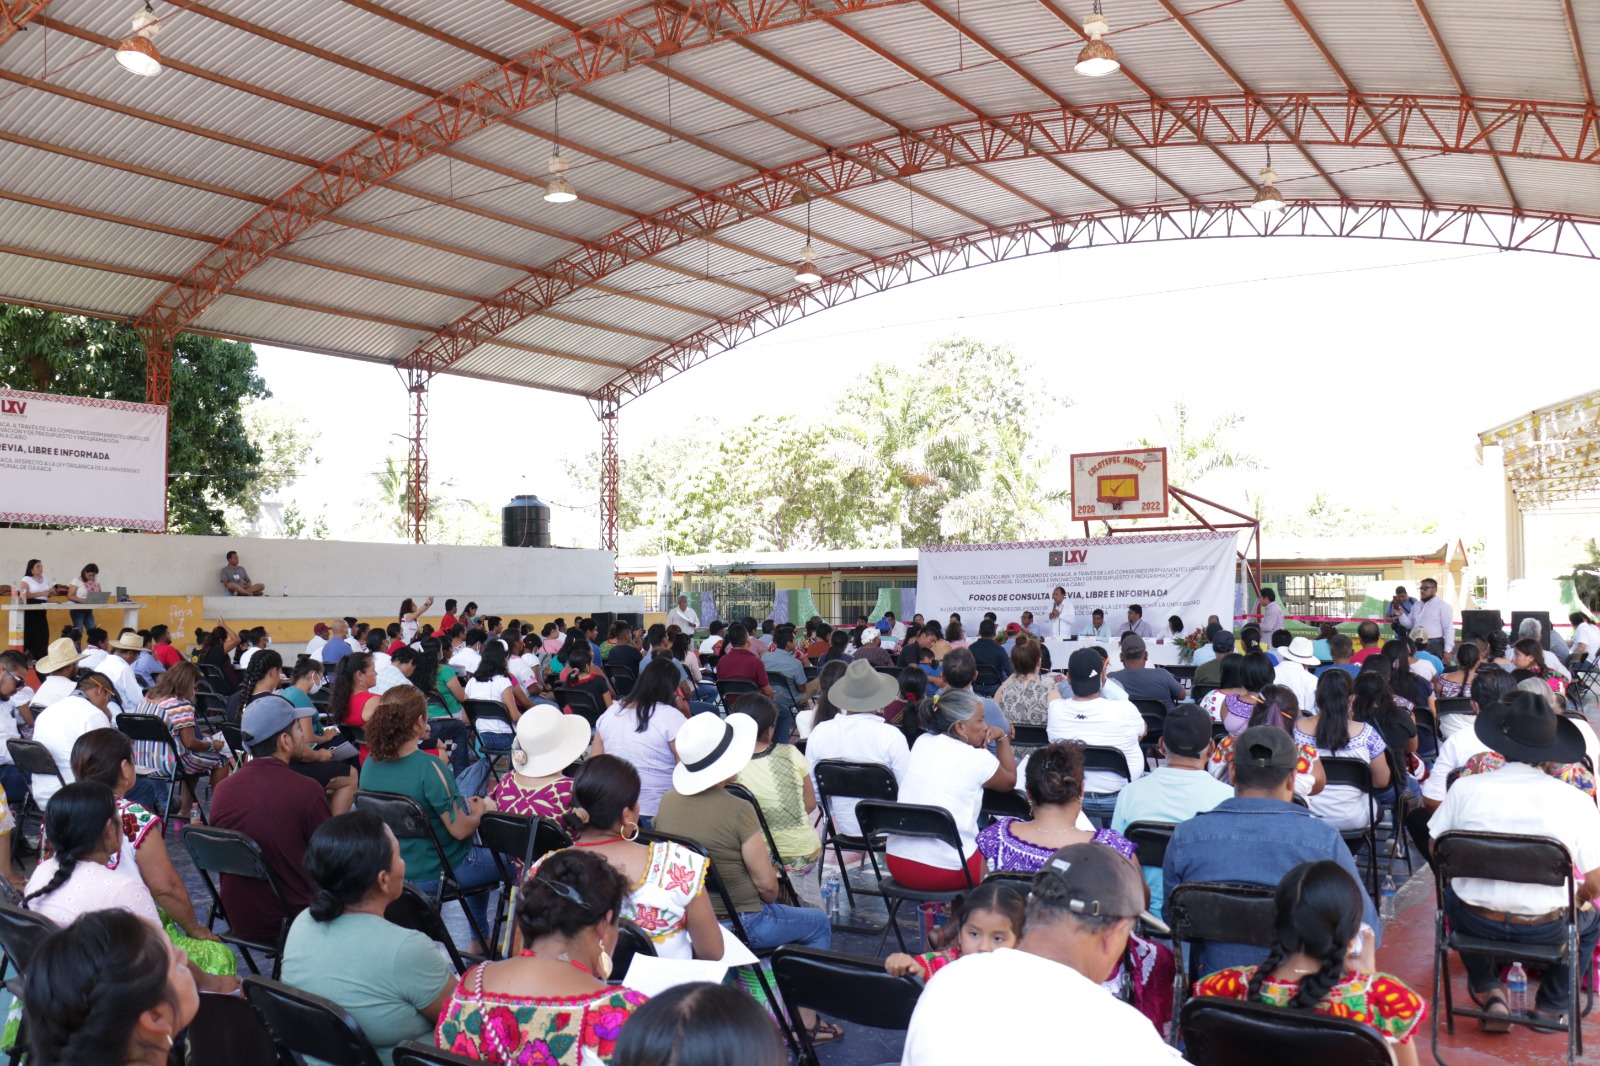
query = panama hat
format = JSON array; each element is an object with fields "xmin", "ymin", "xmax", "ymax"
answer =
[
  {"xmin": 1282, "ymin": 637, "xmax": 1320, "ymax": 666},
  {"xmin": 826, "ymin": 658, "xmax": 899, "ymax": 713},
  {"xmin": 672, "ymin": 712, "xmax": 757, "ymax": 796},
  {"xmin": 36, "ymin": 638, "xmax": 85, "ymax": 675},
  {"xmin": 510, "ymin": 705, "xmax": 592, "ymax": 778},
  {"xmin": 107, "ymin": 631, "xmax": 145, "ymax": 653}
]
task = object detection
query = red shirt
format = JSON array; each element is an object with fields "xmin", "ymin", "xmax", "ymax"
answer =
[
  {"xmin": 1351, "ymin": 646, "xmax": 1383, "ymax": 664},
  {"xmin": 152, "ymin": 642, "xmax": 183, "ymax": 668},
  {"xmin": 388, "ymin": 640, "xmax": 405, "ymax": 655},
  {"xmin": 715, "ymin": 647, "xmax": 770, "ymax": 688},
  {"xmin": 208, "ymin": 757, "xmax": 330, "ymax": 942},
  {"xmin": 440, "ymin": 613, "xmax": 458, "ymax": 633}
]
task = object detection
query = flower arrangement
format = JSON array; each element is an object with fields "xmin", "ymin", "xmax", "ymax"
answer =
[{"xmin": 1177, "ymin": 627, "xmax": 1209, "ymax": 664}]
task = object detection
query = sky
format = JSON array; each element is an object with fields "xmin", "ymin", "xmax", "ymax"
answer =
[{"xmin": 254, "ymin": 231, "xmax": 1599, "ymax": 572}]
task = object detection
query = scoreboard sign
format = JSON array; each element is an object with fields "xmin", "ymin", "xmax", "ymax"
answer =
[{"xmin": 1070, "ymin": 448, "xmax": 1169, "ymax": 520}]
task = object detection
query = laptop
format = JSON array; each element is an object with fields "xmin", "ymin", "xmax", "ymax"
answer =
[
  {"xmin": 81, "ymin": 592, "xmax": 111, "ymax": 604},
  {"xmin": 115, "ymin": 587, "xmax": 129, "ymax": 603}
]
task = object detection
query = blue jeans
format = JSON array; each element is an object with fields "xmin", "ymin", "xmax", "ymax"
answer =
[
  {"xmin": 428, "ymin": 718, "xmax": 473, "ymax": 775},
  {"xmin": 68, "ymin": 610, "xmax": 95, "ymax": 635},
  {"xmin": 124, "ymin": 775, "xmax": 166, "ymax": 813},
  {"xmin": 1445, "ymin": 888, "xmax": 1600, "ymax": 1012},
  {"xmin": 0, "ymin": 763, "xmax": 25, "ymax": 805},
  {"xmin": 688, "ymin": 701, "xmax": 719, "ymax": 717},
  {"xmin": 413, "ymin": 845, "xmax": 500, "ymax": 946},
  {"xmin": 729, "ymin": 902, "xmax": 832, "ymax": 952},
  {"xmin": 1082, "ymin": 793, "xmax": 1120, "ymax": 829}
]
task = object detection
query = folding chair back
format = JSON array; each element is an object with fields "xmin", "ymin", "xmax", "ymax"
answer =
[
  {"xmin": 604, "ymin": 665, "xmax": 636, "ymax": 698},
  {"xmin": 0, "ymin": 901, "xmax": 56, "ymax": 977},
  {"xmin": 1412, "ymin": 705, "xmax": 1439, "ymax": 760},
  {"xmin": 461, "ymin": 699, "xmax": 514, "ymax": 732},
  {"xmin": 220, "ymin": 722, "xmax": 250, "ymax": 762},
  {"xmin": 1131, "ymin": 698, "xmax": 1168, "ymax": 720},
  {"xmin": 716, "ymin": 678, "xmax": 760, "ymax": 703},
  {"xmin": 1082, "ymin": 745, "xmax": 1135, "ymax": 786},
  {"xmin": 242, "ymin": 976, "xmax": 384, "ymax": 1066},
  {"xmin": 854, "ymin": 799, "xmax": 976, "ymax": 954},
  {"xmin": 554, "ymin": 687, "xmax": 605, "ymax": 726},
  {"xmin": 180, "ymin": 824, "xmax": 293, "ymax": 976},
  {"xmin": 1122, "ymin": 821, "xmax": 1176, "ymax": 870},
  {"xmin": 771, "ymin": 946, "xmax": 923, "ymax": 1066},
  {"xmin": 1012, "ymin": 724, "xmax": 1049, "ymax": 749},
  {"xmin": 610, "ymin": 916, "xmax": 656, "ymax": 983},
  {"xmin": 724, "ymin": 783, "xmax": 798, "ymax": 903},
  {"xmin": 393, "ymin": 1041, "xmax": 480, "ymax": 1066},
  {"xmin": 1435, "ymin": 696, "xmax": 1473, "ymax": 717},
  {"xmin": 980, "ymin": 787, "xmax": 1031, "ymax": 821},
  {"xmin": 1179, "ymin": 996, "xmax": 1392, "ymax": 1066},
  {"xmin": 1166, "ymin": 880, "xmax": 1278, "ymax": 1016},
  {"xmin": 974, "ymin": 663, "xmax": 1002, "ymax": 695},
  {"xmin": 384, "ymin": 883, "xmax": 473, "ymax": 973}
]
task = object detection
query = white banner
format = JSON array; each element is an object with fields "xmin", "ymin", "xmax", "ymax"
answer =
[
  {"xmin": 0, "ymin": 390, "xmax": 167, "ymax": 531},
  {"xmin": 917, "ymin": 531, "xmax": 1239, "ymax": 637}
]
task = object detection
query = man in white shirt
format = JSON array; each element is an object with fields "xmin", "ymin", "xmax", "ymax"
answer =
[
  {"xmin": 1270, "ymin": 633, "xmax": 1319, "ymax": 709},
  {"xmin": 1257, "ymin": 588, "xmax": 1285, "ymax": 648},
  {"xmin": 305, "ymin": 622, "xmax": 330, "ymax": 661},
  {"xmin": 1399, "ymin": 578, "xmax": 1454, "ymax": 657},
  {"xmin": 1116, "ymin": 604, "xmax": 1157, "ymax": 640},
  {"xmin": 697, "ymin": 620, "xmax": 726, "ymax": 658},
  {"xmin": 1047, "ymin": 648, "xmax": 1145, "ymax": 825},
  {"xmin": 449, "ymin": 629, "xmax": 485, "ymax": 675},
  {"xmin": 98, "ymin": 630, "xmax": 148, "ymax": 714},
  {"xmin": 31, "ymin": 673, "xmax": 116, "ymax": 806},
  {"xmin": 902, "ymin": 842, "xmax": 1178, "ymax": 1065},
  {"xmin": 666, "ymin": 595, "xmax": 699, "ymax": 635},
  {"xmin": 0, "ymin": 656, "xmax": 32, "ymax": 803},
  {"xmin": 805, "ymin": 660, "xmax": 910, "ymax": 838},
  {"xmin": 1079, "ymin": 608, "xmax": 1112, "ymax": 640},
  {"xmin": 79, "ymin": 628, "xmax": 110, "ymax": 672},
  {"xmin": 1569, "ymin": 612, "xmax": 1600, "ymax": 666},
  {"xmin": 371, "ymin": 646, "xmax": 417, "ymax": 696},
  {"xmin": 1042, "ymin": 587, "xmax": 1071, "ymax": 639},
  {"xmin": 1430, "ymin": 690, "xmax": 1600, "ymax": 1020}
]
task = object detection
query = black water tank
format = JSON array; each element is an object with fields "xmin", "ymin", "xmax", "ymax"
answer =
[{"xmin": 502, "ymin": 495, "xmax": 551, "ymax": 547}]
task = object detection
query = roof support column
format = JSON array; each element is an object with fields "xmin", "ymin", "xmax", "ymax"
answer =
[
  {"xmin": 406, "ymin": 369, "xmax": 431, "ymax": 545},
  {"xmin": 599, "ymin": 397, "xmax": 620, "ymax": 562}
]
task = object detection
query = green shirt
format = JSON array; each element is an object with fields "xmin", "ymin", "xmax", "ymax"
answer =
[
  {"xmin": 432, "ymin": 665, "xmax": 462, "ymax": 718},
  {"xmin": 281, "ymin": 910, "xmax": 453, "ymax": 1066},
  {"xmin": 654, "ymin": 788, "xmax": 763, "ymax": 915},
  {"xmin": 358, "ymin": 749, "xmax": 470, "ymax": 880}
]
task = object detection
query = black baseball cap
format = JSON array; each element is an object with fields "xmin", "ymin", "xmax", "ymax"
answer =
[
  {"xmin": 1236, "ymin": 725, "xmax": 1298, "ymax": 771},
  {"xmin": 1037, "ymin": 842, "xmax": 1170, "ymax": 935},
  {"xmin": 1066, "ymin": 647, "xmax": 1102, "ymax": 696},
  {"xmin": 1162, "ymin": 703, "xmax": 1213, "ymax": 758},
  {"xmin": 1211, "ymin": 629, "xmax": 1235, "ymax": 653}
]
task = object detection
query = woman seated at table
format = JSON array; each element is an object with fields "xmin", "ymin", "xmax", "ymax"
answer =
[
  {"xmin": 1194, "ymin": 860, "xmax": 1423, "ymax": 1066},
  {"xmin": 436, "ymin": 849, "xmax": 648, "ymax": 1066}
]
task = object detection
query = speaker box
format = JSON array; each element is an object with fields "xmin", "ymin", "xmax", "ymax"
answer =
[
  {"xmin": 590, "ymin": 611, "xmax": 615, "ymax": 634},
  {"xmin": 617, "ymin": 612, "xmax": 643, "ymax": 630},
  {"xmin": 1510, "ymin": 610, "xmax": 1552, "ymax": 650},
  {"xmin": 1460, "ymin": 610, "xmax": 1504, "ymax": 643}
]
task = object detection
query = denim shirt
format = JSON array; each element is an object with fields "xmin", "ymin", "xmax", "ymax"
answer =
[{"xmin": 1161, "ymin": 796, "xmax": 1382, "ymax": 974}]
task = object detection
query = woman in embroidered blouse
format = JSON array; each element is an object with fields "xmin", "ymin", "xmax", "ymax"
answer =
[
  {"xmin": 491, "ymin": 705, "xmax": 592, "ymax": 820},
  {"xmin": 1195, "ymin": 860, "xmax": 1423, "ymax": 1065},
  {"xmin": 1298, "ymin": 669, "xmax": 1390, "ymax": 831},
  {"xmin": 1207, "ymin": 686, "xmax": 1326, "ymax": 798},
  {"xmin": 1201, "ymin": 652, "xmax": 1273, "ymax": 737},
  {"xmin": 437, "ymin": 849, "xmax": 648, "ymax": 1066},
  {"xmin": 994, "ymin": 635, "xmax": 1055, "ymax": 730},
  {"xmin": 538, "ymin": 755, "xmax": 723, "ymax": 962},
  {"xmin": 1433, "ymin": 639, "xmax": 1478, "ymax": 738}
]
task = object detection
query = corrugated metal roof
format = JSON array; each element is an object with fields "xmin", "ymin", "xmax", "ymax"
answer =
[{"xmin": 0, "ymin": 0, "xmax": 1594, "ymax": 402}]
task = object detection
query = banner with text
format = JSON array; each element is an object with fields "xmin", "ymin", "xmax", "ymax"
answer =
[
  {"xmin": 918, "ymin": 532, "xmax": 1239, "ymax": 634},
  {"xmin": 0, "ymin": 390, "xmax": 168, "ymax": 531}
]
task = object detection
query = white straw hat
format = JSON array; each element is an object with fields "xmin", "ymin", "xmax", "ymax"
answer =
[
  {"xmin": 671, "ymin": 712, "xmax": 757, "ymax": 796},
  {"xmin": 511, "ymin": 705, "xmax": 593, "ymax": 778}
]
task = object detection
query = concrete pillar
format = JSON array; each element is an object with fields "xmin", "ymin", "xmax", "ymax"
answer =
[{"xmin": 1477, "ymin": 444, "xmax": 1523, "ymax": 609}]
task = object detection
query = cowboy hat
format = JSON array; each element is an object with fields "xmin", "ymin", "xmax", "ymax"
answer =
[
  {"xmin": 672, "ymin": 712, "xmax": 757, "ymax": 796},
  {"xmin": 826, "ymin": 658, "xmax": 899, "ymax": 713},
  {"xmin": 36, "ymin": 638, "xmax": 85, "ymax": 675},
  {"xmin": 1474, "ymin": 690, "xmax": 1586, "ymax": 766},
  {"xmin": 511, "ymin": 705, "xmax": 592, "ymax": 778},
  {"xmin": 1281, "ymin": 636, "xmax": 1320, "ymax": 666},
  {"xmin": 107, "ymin": 631, "xmax": 145, "ymax": 653}
]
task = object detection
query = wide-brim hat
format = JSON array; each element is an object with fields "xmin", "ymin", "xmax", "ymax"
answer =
[
  {"xmin": 1475, "ymin": 695, "xmax": 1586, "ymax": 766},
  {"xmin": 511, "ymin": 705, "xmax": 593, "ymax": 778},
  {"xmin": 672, "ymin": 712, "xmax": 758, "ymax": 796},
  {"xmin": 826, "ymin": 658, "xmax": 899, "ymax": 713},
  {"xmin": 36, "ymin": 638, "xmax": 85, "ymax": 674},
  {"xmin": 108, "ymin": 632, "xmax": 145, "ymax": 653},
  {"xmin": 1282, "ymin": 637, "xmax": 1319, "ymax": 666}
]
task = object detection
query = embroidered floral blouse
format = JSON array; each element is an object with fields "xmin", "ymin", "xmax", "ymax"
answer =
[
  {"xmin": 1193, "ymin": 965, "xmax": 1425, "ymax": 1044},
  {"xmin": 436, "ymin": 962, "xmax": 647, "ymax": 1066}
]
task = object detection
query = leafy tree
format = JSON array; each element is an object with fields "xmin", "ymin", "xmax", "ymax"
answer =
[
  {"xmin": 0, "ymin": 307, "xmax": 268, "ymax": 533},
  {"xmin": 1139, "ymin": 401, "xmax": 1258, "ymax": 489},
  {"xmin": 1571, "ymin": 539, "xmax": 1600, "ymax": 615}
]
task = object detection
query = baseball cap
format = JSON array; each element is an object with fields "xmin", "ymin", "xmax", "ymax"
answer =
[
  {"xmin": 1235, "ymin": 725, "xmax": 1298, "ymax": 771},
  {"xmin": 1066, "ymin": 647, "xmax": 1102, "ymax": 696},
  {"xmin": 241, "ymin": 694, "xmax": 299, "ymax": 746},
  {"xmin": 314, "ymin": 622, "xmax": 330, "ymax": 636},
  {"xmin": 1409, "ymin": 626, "xmax": 1431, "ymax": 643},
  {"xmin": 1005, "ymin": 622, "xmax": 1022, "ymax": 636},
  {"xmin": 1161, "ymin": 703, "xmax": 1213, "ymax": 758},
  {"xmin": 1036, "ymin": 842, "xmax": 1169, "ymax": 936},
  {"xmin": 1210, "ymin": 629, "xmax": 1235, "ymax": 653},
  {"xmin": 1120, "ymin": 633, "xmax": 1146, "ymax": 656}
]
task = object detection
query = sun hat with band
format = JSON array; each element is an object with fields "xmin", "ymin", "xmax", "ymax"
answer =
[
  {"xmin": 672, "ymin": 712, "xmax": 758, "ymax": 796},
  {"xmin": 35, "ymin": 638, "xmax": 85, "ymax": 675},
  {"xmin": 511, "ymin": 705, "xmax": 592, "ymax": 778},
  {"xmin": 1473, "ymin": 689, "xmax": 1586, "ymax": 766},
  {"xmin": 825, "ymin": 658, "xmax": 900, "ymax": 714},
  {"xmin": 107, "ymin": 631, "xmax": 145, "ymax": 653},
  {"xmin": 1281, "ymin": 636, "xmax": 1320, "ymax": 666}
]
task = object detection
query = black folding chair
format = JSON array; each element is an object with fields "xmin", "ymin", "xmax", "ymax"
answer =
[
  {"xmin": 393, "ymin": 1041, "xmax": 480, "ymax": 1066},
  {"xmin": 475, "ymin": 812, "xmax": 571, "ymax": 956},
  {"xmin": 1318, "ymin": 756, "xmax": 1381, "ymax": 904},
  {"xmin": 1081, "ymin": 745, "xmax": 1135, "ymax": 827},
  {"xmin": 771, "ymin": 945, "xmax": 923, "ymax": 1066},
  {"xmin": 1132, "ymin": 699, "xmax": 1167, "ymax": 762},
  {"xmin": 1122, "ymin": 821, "xmax": 1176, "ymax": 872},
  {"xmin": 974, "ymin": 663, "xmax": 1002, "ymax": 697},
  {"xmin": 1012, "ymin": 723, "xmax": 1049, "ymax": 751},
  {"xmin": 1413, "ymin": 705, "xmax": 1440, "ymax": 761},
  {"xmin": 0, "ymin": 902, "xmax": 55, "ymax": 1066},
  {"xmin": 461, "ymin": 699, "xmax": 515, "ymax": 783},
  {"xmin": 609, "ymin": 916, "xmax": 656, "ymax": 984},
  {"xmin": 1165, "ymin": 881, "xmax": 1277, "ymax": 1042},
  {"xmin": 220, "ymin": 721, "xmax": 251, "ymax": 763},
  {"xmin": 384, "ymin": 883, "xmax": 479, "ymax": 974},
  {"xmin": 811, "ymin": 759, "xmax": 898, "ymax": 913},
  {"xmin": 1180, "ymin": 996, "xmax": 1393, "ymax": 1066},
  {"xmin": 116, "ymin": 712, "xmax": 208, "ymax": 826},
  {"xmin": 7, "ymin": 738, "xmax": 61, "ymax": 850},
  {"xmin": 242, "ymin": 976, "xmax": 384, "ymax": 1066},
  {"xmin": 554, "ymin": 686, "xmax": 605, "ymax": 726},
  {"xmin": 199, "ymin": 663, "xmax": 230, "ymax": 693},
  {"xmin": 1432, "ymin": 830, "xmax": 1591, "ymax": 1066},
  {"xmin": 980, "ymin": 787, "xmax": 1031, "ymax": 822},
  {"xmin": 181, "ymin": 824, "xmax": 293, "ymax": 977},
  {"xmin": 1191, "ymin": 684, "xmax": 1218, "ymax": 704},
  {"xmin": 354, "ymin": 790, "xmax": 494, "ymax": 950},
  {"xmin": 603, "ymin": 664, "xmax": 636, "ymax": 698},
  {"xmin": 716, "ymin": 678, "xmax": 760, "ymax": 707},
  {"xmin": 854, "ymin": 799, "xmax": 978, "ymax": 954},
  {"xmin": 725, "ymin": 782, "xmax": 800, "ymax": 905},
  {"xmin": 1434, "ymin": 696, "xmax": 1473, "ymax": 718}
]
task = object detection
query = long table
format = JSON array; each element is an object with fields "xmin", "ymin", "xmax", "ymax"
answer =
[
  {"xmin": 6, "ymin": 601, "xmax": 144, "ymax": 649},
  {"xmin": 1041, "ymin": 636, "xmax": 1185, "ymax": 667}
]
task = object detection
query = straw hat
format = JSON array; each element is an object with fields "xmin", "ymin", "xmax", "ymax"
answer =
[
  {"xmin": 672, "ymin": 712, "xmax": 757, "ymax": 796},
  {"xmin": 1281, "ymin": 637, "xmax": 1320, "ymax": 666},
  {"xmin": 510, "ymin": 705, "xmax": 592, "ymax": 778},
  {"xmin": 107, "ymin": 631, "xmax": 145, "ymax": 653},
  {"xmin": 36, "ymin": 638, "xmax": 85, "ymax": 675},
  {"xmin": 826, "ymin": 658, "xmax": 899, "ymax": 713}
]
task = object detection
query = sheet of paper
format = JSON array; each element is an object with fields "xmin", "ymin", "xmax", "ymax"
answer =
[
  {"xmin": 621, "ymin": 955, "xmax": 730, "ymax": 997},
  {"xmin": 716, "ymin": 931, "xmax": 760, "ymax": 967}
]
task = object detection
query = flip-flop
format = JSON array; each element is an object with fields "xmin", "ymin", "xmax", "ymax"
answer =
[
  {"xmin": 1478, "ymin": 991, "xmax": 1512, "ymax": 1033},
  {"xmin": 806, "ymin": 1020, "xmax": 845, "ymax": 1046}
]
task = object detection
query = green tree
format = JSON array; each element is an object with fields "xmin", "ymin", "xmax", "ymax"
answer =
[
  {"xmin": 1139, "ymin": 401, "xmax": 1258, "ymax": 489},
  {"xmin": 1570, "ymin": 539, "xmax": 1600, "ymax": 615},
  {"xmin": 0, "ymin": 307, "xmax": 268, "ymax": 533}
]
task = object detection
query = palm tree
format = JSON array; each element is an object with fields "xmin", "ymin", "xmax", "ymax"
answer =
[
  {"xmin": 360, "ymin": 455, "xmax": 457, "ymax": 541},
  {"xmin": 1139, "ymin": 401, "xmax": 1259, "ymax": 490}
]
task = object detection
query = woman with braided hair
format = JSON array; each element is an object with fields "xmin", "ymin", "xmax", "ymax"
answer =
[
  {"xmin": 23, "ymin": 909, "xmax": 199, "ymax": 1066},
  {"xmin": 24, "ymin": 780, "xmax": 162, "ymax": 928},
  {"xmin": 1193, "ymin": 860, "xmax": 1424, "ymax": 1063}
]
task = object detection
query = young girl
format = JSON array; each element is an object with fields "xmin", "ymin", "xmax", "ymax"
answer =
[{"xmin": 883, "ymin": 882, "xmax": 1026, "ymax": 981}]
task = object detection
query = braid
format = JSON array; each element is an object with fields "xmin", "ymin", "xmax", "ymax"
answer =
[
  {"xmin": 241, "ymin": 649, "xmax": 278, "ymax": 695},
  {"xmin": 1292, "ymin": 946, "xmax": 1348, "ymax": 1010},
  {"xmin": 23, "ymin": 854, "xmax": 77, "ymax": 908},
  {"xmin": 1245, "ymin": 945, "xmax": 1289, "ymax": 1003}
]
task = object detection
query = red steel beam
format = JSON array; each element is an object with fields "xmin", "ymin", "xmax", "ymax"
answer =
[
  {"xmin": 1408, "ymin": 0, "xmax": 1520, "ymax": 210},
  {"xmin": 131, "ymin": 0, "xmax": 918, "ymax": 350},
  {"xmin": 1560, "ymin": 0, "xmax": 1597, "ymax": 156},
  {"xmin": 401, "ymin": 93, "xmax": 1600, "ymax": 375},
  {"xmin": 0, "ymin": 0, "xmax": 49, "ymax": 46},
  {"xmin": 406, "ymin": 370, "xmax": 430, "ymax": 544},
  {"xmin": 598, "ymin": 398, "xmax": 620, "ymax": 556},
  {"xmin": 588, "ymin": 200, "xmax": 1600, "ymax": 409}
]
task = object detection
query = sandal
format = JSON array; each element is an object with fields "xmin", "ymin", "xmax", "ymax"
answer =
[
  {"xmin": 805, "ymin": 1020, "xmax": 845, "ymax": 1046},
  {"xmin": 1523, "ymin": 1008, "xmax": 1569, "ymax": 1033},
  {"xmin": 1478, "ymin": 990, "xmax": 1512, "ymax": 1033}
]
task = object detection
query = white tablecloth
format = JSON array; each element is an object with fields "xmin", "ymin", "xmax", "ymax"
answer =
[{"xmin": 1041, "ymin": 637, "xmax": 1184, "ymax": 667}]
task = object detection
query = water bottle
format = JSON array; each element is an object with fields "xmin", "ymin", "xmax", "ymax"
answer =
[
  {"xmin": 1380, "ymin": 874, "xmax": 1398, "ymax": 922},
  {"xmin": 1507, "ymin": 962, "xmax": 1527, "ymax": 1014},
  {"xmin": 281, "ymin": 584, "xmax": 288, "ymax": 597},
  {"xmin": 824, "ymin": 874, "xmax": 842, "ymax": 922}
]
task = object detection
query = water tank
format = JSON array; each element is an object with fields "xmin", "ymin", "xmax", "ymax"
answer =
[{"xmin": 501, "ymin": 495, "xmax": 551, "ymax": 547}]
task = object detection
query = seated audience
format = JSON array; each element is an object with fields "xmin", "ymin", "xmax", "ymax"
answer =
[
  {"xmin": 329, "ymin": 651, "xmax": 378, "ymax": 732},
  {"xmin": 24, "ymin": 780, "xmax": 162, "ymax": 928},
  {"xmin": 732, "ymin": 694, "xmax": 821, "ymax": 872},
  {"xmin": 131, "ymin": 662, "xmax": 231, "ymax": 814},
  {"xmin": 1298, "ymin": 669, "xmax": 1391, "ymax": 830},
  {"xmin": 994, "ymin": 635, "xmax": 1054, "ymax": 729},
  {"xmin": 1200, "ymin": 651, "xmax": 1273, "ymax": 736},
  {"xmin": 888, "ymin": 688, "xmax": 1016, "ymax": 890},
  {"xmin": 1317, "ymin": 634, "xmax": 1360, "ymax": 678},
  {"xmin": 1271, "ymin": 634, "xmax": 1320, "ymax": 709},
  {"xmin": 902, "ymin": 842, "xmax": 1175, "ymax": 1064},
  {"xmin": 1351, "ymin": 661, "xmax": 1418, "ymax": 801},
  {"xmin": 359, "ymin": 687, "xmax": 500, "ymax": 955},
  {"xmin": 25, "ymin": 909, "xmax": 199, "ymax": 1066},
  {"xmin": 282, "ymin": 811, "xmax": 457, "ymax": 1064},
  {"xmin": 1429, "ymin": 690, "xmax": 1600, "ymax": 1028},
  {"xmin": 1192, "ymin": 629, "xmax": 1234, "ymax": 685},
  {"xmin": 966, "ymin": 619, "xmax": 1012, "ymax": 692},
  {"xmin": 1164, "ymin": 725, "xmax": 1380, "ymax": 973},
  {"xmin": 853, "ymin": 626, "xmax": 894, "ymax": 669},
  {"xmin": 1046, "ymin": 648, "xmax": 1145, "ymax": 825},
  {"xmin": 490, "ymin": 704, "xmax": 589, "ymax": 819},
  {"xmin": 463, "ymin": 641, "xmax": 531, "ymax": 756},
  {"xmin": 437, "ymin": 849, "xmax": 647, "ymax": 1065},
  {"xmin": 1351, "ymin": 620, "xmax": 1385, "ymax": 664},
  {"xmin": 940, "ymin": 646, "xmax": 1014, "ymax": 737},
  {"xmin": 133, "ymin": 631, "xmax": 166, "ymax": 688},
  {"xmin": 556, "ymin": 643, "xmax": 615, "ymax": 711},
  {"xmin": 611, "ymin": 982, "xmax": 784, "ymax": 1066},
  {"xmin": 712, "ymin": 624, "xmax": 775, "ymax": 699},
  {"xmin": 1205, "ymin": 686, "xmax": 1326, "ymax": 799},
  {"xmin": 804, "ymin": 660, "xmax": 910, "ymax": 839},
  {"xmin": 449, "ymin": 627, "xmax": 485, "ymax": 674},
  {"xmin": 1194, "ymin": 860, "xmax": 1423, "ymax": 1065},
  {"xmin": 1434, "ymin": 639, "xmax": 1479, "ymax": 735},
  {"xmin": 593, "ymin": 658, "xmax": 689, "ymax": 820},
  {"xmin": 886, "ymin": 880, "xmax": 1025, "ymax": 979},
  {"xmin": 32, "ymin": 670, "xmax": 118, "ymax": 807},
  {"xmin": 1108, "ymin": 635, "xmax": 1185, "ymax": 710},
  {"xmin": 1381, "ymin": 640, "xmax": 1435, "ymax": 714},
  {"xmin": 759, "ymin": 625, "xmax": 817, "ymax": 742},
  {"xmin": 319, "ymin": 619, "xmax": 354, "ymax": 668}
]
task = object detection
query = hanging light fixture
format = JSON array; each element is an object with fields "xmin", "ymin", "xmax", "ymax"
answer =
[
  {"xmin": 1075, "ymin": 1, "xmax": 1120, "ymax": 77},
  {"xmin": 1250, "ymin": 145, "xmax": 1286, "ymax": 214},
  {"xmin": 115, "ymin": 1, "xmax": 162, "ymax": 77},
  {"xmin": 544, "ymin": 94, "xmax": 577, "ymax": 204},
  {"xmin": 794, "ymin": 191, "xmax": 821, "ymax": 285}
]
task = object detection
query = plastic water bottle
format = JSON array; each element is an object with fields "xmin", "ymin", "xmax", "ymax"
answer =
[
  {"xmin": 824, "ymin": 875, "xmax": 842, "ymax": 922},
  {"xmin": 1380, "ymin": 874, "xmax": 1398, "ymax": 922},
  {"xmin": 1507, "ymin": 962, "xmax": 1528, "ymax": 1014}
]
